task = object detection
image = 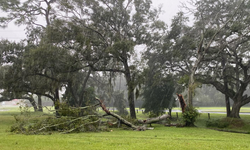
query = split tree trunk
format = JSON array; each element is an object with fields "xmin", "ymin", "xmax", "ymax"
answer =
[{"xmin": 177, "ymin": 94, "xmax": 186, "ymax": 113}]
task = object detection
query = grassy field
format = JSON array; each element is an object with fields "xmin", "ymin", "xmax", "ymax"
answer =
[
  {"xmin": 1, "ymin": 107, "xmax": 250, "ymax": 150},
  {"xmin": 171, "ymin": 107, "xmax": 250, "ymax": 113}
]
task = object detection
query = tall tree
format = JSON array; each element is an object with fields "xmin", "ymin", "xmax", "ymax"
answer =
[
  {"xmin": 0, "ymin": 0, "xmax": 59, "ymax": 110},
  {"xmin": 185, "ymin": 0, "xmax": 246, "ymax": 107},
  {"xmin": 55, "ymin": 0, "xmax": 166, "ymax": 119},
  {"xmin": 189, "ymin": 0, "xmax": 250, "ymax": 118},
  {"xmin": 148, "ymin": 0, "xmax": 249, "ymax": 118},
  {"xmin": 142, "ymin": 68, "xmax": 176, "ymax": 116},
  {"xmin": 0, "ymin": 40, "xmax": 54, "ymax": 111}
]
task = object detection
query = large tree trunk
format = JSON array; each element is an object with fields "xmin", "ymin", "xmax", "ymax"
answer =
[
  {"xmin": 128, "ymin": 89, "xmax": 136, "ymax": 119},
  {"xmin": 188, "ymin": 73, "xmax": 194, "ymax": 106},
  {"xmin": 38, "ymin": 95, "xmax": 43, "ymax": 112},
  {"xmin": 79, "ymin": 68, "xmax": 92, "ymax": 107},
  {"xmin": 230, "ymin": 102, "xmax": 241, "ymax": 118},
  {"xmin": 27, "ymin": 97, "xmax": 38, "ymax": 112},
  {"xmin": 54, "ymin": 88, "xmax": 60, "ymax": 117},
  {"xmin": 225, "ymin": 95, "xmax": 231, "ymax": 117},
  {"xmin": 124, "ymin": 68, "xmax": 136, "ymax": 119},
  {"xmin": 221, "ymin": 53, "xmax": 231, "ymax": 117}
]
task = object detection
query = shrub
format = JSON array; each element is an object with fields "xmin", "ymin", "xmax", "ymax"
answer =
[
  {"xmin": 182, "ymin": 106, "xmax": 200, "ymax": 127},
  {"xmin": 206, "ymin": 118, "xmax": 245, "ymax": 129},
  {"xmin": 206, "ymin": 119, "xmax": 230, "ymax": 128}
]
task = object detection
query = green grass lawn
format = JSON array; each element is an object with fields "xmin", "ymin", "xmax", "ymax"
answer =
[
  {"xmin": 1, "ymin": 107, "xmax": 250, "ymax": 150},
  {"xmin": 195, "ymin": 107, "xmax": 250, "ymax": 113},
  {"xmin": 170, "ymin": 107, "xmax": 250, "ymax": 113}
]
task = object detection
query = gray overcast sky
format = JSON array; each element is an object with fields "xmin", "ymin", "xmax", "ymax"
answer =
[{"xmin": 0, "ymin": 0, "xmax": 184, "ymax": 41}]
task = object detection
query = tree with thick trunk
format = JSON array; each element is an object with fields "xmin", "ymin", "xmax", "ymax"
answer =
[
  {"xmin": 155, "ymin": 1, "xmax": 248, "ymax": 119},
  {"xmin": 56, "ymin": 0, "xmax": 166, "ymax": 119},
  {"xmin": 197, "ymin": 73, "xmax": 250, "ymax": 118}
]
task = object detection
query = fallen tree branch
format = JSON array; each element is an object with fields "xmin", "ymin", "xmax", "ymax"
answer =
[
  {"xmin": 38, "ymin": 115, "xmax": 98, "ymax": 132},
  {"xmin": 138, "ymin": 114, "xmax": 170, "ymax": 124},
  {"xmin": 95, "ymin": 97, "xmax": 146, "ymax": 130},
  {"xmin": 63, "ymin": 118, "xmax": 101, "ymax": 134}
]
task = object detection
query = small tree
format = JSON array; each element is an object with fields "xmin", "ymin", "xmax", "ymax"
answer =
[
  {"xmin": 142, "ymin": 66, "xmax": 176, "ymax": 116},
  {"xmin": 182, "ymin": 106, "xmax": 200, "ymax": 127}
]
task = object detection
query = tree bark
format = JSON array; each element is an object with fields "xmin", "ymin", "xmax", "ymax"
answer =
[
  {"xmin": 230, "ymin": 102, "xmax": 241, "ymax": 118},
  {"xmin": 188, "ymin": 73, "xmax": 195, "ymax": 106},
  {"xmin": 79, "ymin": 69, "xmax": 92, "ymax": 107},
  {"xmin": 38, "ymin": 95, "xmax": 43, "ymax": 112},
  {"xmin": 54, "ymin": 88, "xmax": 60, "ymax": 117},
  {"xmin": 124, "ymin": 64, "xmax": 136, "ymax": 119},
  {"xmin": 225, "ymin": 95, "xmax": 231, "ymax": 117},
  {"xmin": 128, "ymin": 89, "xmax": 136, "ymax": 119},
  {"xmin": 27, "ymin": 97, "xmax": 38, "ymax": 112},
  {"xmin": 221, "ymin": 53, "xmax": 231, "ymax": 117}
]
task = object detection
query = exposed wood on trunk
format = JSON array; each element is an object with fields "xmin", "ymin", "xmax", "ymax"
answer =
[{"xmin": 176, "ymin": 93, "xmax": 186, "ymax": 113}]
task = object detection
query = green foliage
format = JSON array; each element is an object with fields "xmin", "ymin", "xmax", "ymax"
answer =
[
  {"xmin": 113, "ymin": 91, "xmax": 128, "ymax": 115},
  {"xmin": 64, "ymin": 86, "xmax": 96, "ymax": 107},
  {"xmin": 206, "ymin": 119, "xmax": 229, "ymax": 128},
  {"xmin": 147, "ymin": 111, "xmax": 158, "ymax": 118},
  {"xmin": 177, "ymin": 74, "xmax": 189, "ymax": 87},
  {"xmin": 57, "ymin": 102, "xmax": 83, "ymax": 117},
  {"xmin": 206, "ymin": 118, "xmax": 247, "ymax": 129},
  {"xmin": 182, "ymin": 106, "xmax": 200, "ymax": 126},
  {"xmin": 10, "ymin": 104, "xmax": 102, "ymax": 134},
  {"xmin": 146, "ymin": 111, "xmax": 163, "ymax": 118},
  {"xmin": 142, "ymin": 71, "xmax": 176, "ymax": 116},
  {"xmin": 204, "ymin": 28, "xmax": 216, "ymax": 38}
]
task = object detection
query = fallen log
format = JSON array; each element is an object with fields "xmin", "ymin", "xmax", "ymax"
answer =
[
  {"xmin": 138, "ymin": 114, "xmax": 171, "ymax": 124},
  {"xmin": 95, "ymin": 97, "xmax": 146, "ymax": 131},
  {"xmin": 165, "ymin": 123, "xmax": 178, "ymax": 127}
]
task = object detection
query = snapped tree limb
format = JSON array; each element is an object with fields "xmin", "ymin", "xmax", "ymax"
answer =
[
  {"xmin": 95, "ymin": 97, "xmax": 147, "ymax": 130},
  {"xmin": 138, "ymin": 114, "xmax": 170, "ymax": 124}
]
